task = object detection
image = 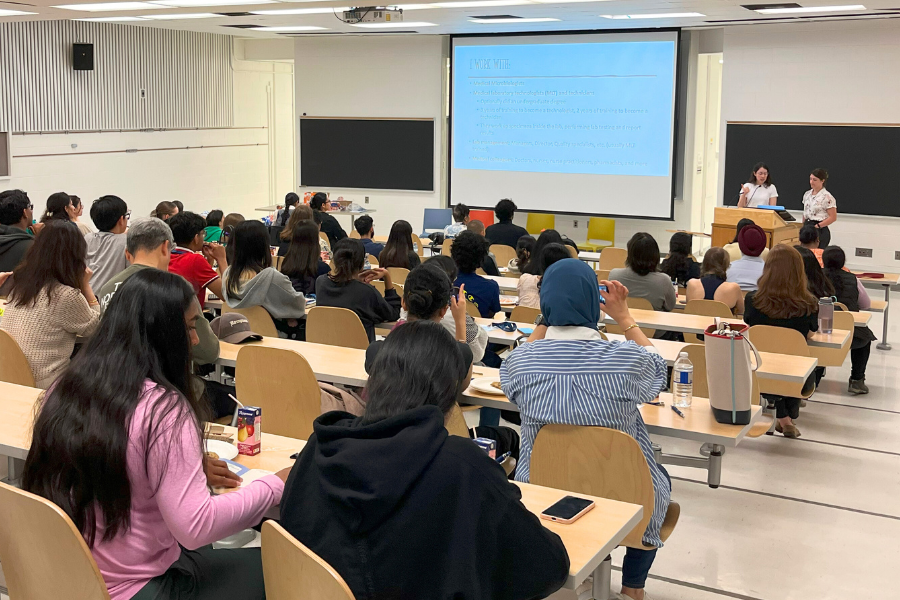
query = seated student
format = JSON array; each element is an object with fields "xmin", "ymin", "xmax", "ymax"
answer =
[
  {"xmin": 85, "ymin": 195, "xmax": 129, "ymax": 292},
  {"xmin": 502, "ymin": 260, "xmax": 669, "ymax": 600},
  {"xmin": 510, "ymin": 234, "xmax": 535, "ymax": 273},
  {"xmin": 71, "ymin": 195, "xmax": 94, "ymax": 236},
  {"xmin": 354, "ymin": 214, "xmax": 384, "ymax": 259},
  {"xmin": 277, "ymin": 204, "xmax": 333, "ymax": 263},
  {"xmin": 798, "ymin": 223, "xmax": 834, "ymax": 271},
  {"xmin": 465, "ymin": 219, "xmax": 501, "ymax": 276},
  {"xmin": 222, "ymin": 212, "xmax": 244, "ymax": 264},
  {"xmin": 423, "ymin": 255, "xmax": 489, "ymax": 363},
  {"xmin": 22, "ymin": 269, "xmax": 287, "ymax": 600},
  {"xmin": 281, "ymin": 320, "xmax": 569, "ymax": 600},
  {"xmin": 316, "ymin": 238, "xmax": 401, "ymax": 342},
  {"xmin": 444, "ymin": 203, "xmax": 470, "ymax": 239},
  {"xmin": 222, "ymin": 220, "xmax": 307, "ymax": 338},
  {"xmin": 204, "ymin": 209, "xmax": 224, "ymax": 243},
  {"xmin": 823, "ymin": 246, "xmax": 877, "ymax": 395},
  {"xmin": 726, "ymin": 224, "xmax": 768, "ymax": 292},
  {"xmin": 0, "ymin": 220, "xmax": 100, "ymax": 389},
  {"xmin": 452, "ymin": 231, "xmax": 501, "ymax": 319},
  {"xmin": 485, "ymin": 198, "xmax": 529, "ymax": 248},
  {"xmin": 518, "ymin": 230, "xmax": 564, "ymax": 309},
  {"xmin": 379, "ymin": 219, "xmax": 421, "ymax": 270},
  {"xmin": 610, "ymin": 232, "xmax": 677, "ymax": 312},
  {"xmin": 280, "ymin": 221, "xmax": 330, "ymax": 296},
  {"xmin": 167, "ymin": 211, "xmax": 228, "ymax": 309},
  {"xmin": 660, "ymin": 232, "xmax": 701, "ymax": 287},
  {"xmin": 517, "ymin": 242, "xmax": 571, "ymax": 311},
  {"xmin": 152, "ymin": 200, "xmax": 179, "ymax": 222},
  {"xmin": 796, "ymin": 246, "xmax": 833, "ymax": 300},
  {"xmin": 310, "ymin": 192, "xmax": 347, "ymax": 246},
  {"xmin": 41, "ymin": 192, "xmax": 78, "ymax": 225},
  {"xmin": 173, "ymin": 200, "xmax": 184, "ymax": 213},
  {"xmin": 685, "ymin": 247, "xmax": 744, "ymax": 315},
  {"xmin": 723, "ymin": 218, "xmax": 769, "ymax": 262},
  {"xmin": 0, "ymin": 189, "xmax": 36, "ymax": 272},
  {"xmin": 275, "ymin": 192, "xmax": 299, "ymax": 228},
  {"xmin": 743, "ymin": 245, "xmax": 819, "ymax": 438}
]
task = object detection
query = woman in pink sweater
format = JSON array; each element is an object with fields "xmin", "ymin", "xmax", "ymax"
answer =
[{"xmin": 23, "ymin": 269, "xmax": 288, "ymax": 600}]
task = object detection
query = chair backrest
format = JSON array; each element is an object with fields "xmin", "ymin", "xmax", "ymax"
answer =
[
  {"xmin": 445, "ymin": 403, "xmax": 472, "ymax": 437},
  {"xmin": 367, "ymin": 254, "xmax": 379, "ymax": 266},
  {"xmin": 469, "ymin": 209, "xmax": 494, "ymax": 226},
  {"xmin": 669, "ymin": 343, "xmax": 708, "ymax": 397},
  {"xmin": 530, "ymin": 424, "xmax": 655, "ymax": 549},
  {"xmin": 510, "ymin": 305, "xmax": 540, "ymax": 324},
  {"xmin": 526, "ymin": 213, "xmax": 555, "ymax": 235},
  {"xmin": 235, "ymin": 346, "xmax": 322, "ymax": 440},
  {"xmin": 747, "ymin": 325, "xmax": 810, "ymax": 356},
  {"xmin": 0, "ymin": 482, "xmax": 111, "ymax": 600},
  {"xmin": 833, "ymin": 301, "xmax": 849, "ymax": 312},
  {"xmin": 261, "ymin": 520, "xmax": 355, "ymax": 600},
  {"xmin": 349, "ymin": 230, "xmax": 360, "ymax": 239},
  {"xmin": 411, "ymin": 232, "xmax": 424, "ymax": 257},
  {"xmin": 598, "ymin": 247, "xmax": 627, "ymax": 270},
  {"xmin": 489, "ymin": 244, "xmax": 518, "ymax": 267},
  {"xmin": 225, "ymin": 305, "xmax": 279, "ymax": 338},
  {"xmin": 475, "ymin": 268, "xmax": 487, "ymax": 276},
  {"xmin": 586, "ymin": 218, "xmax": 615, "ymax": 246},
  {"xmin": 441, "ymin": 237, "xmax": 454, "ymax": 257},
  {"xmin": 371, "ymin": 280, "xmax": 385, "ymax": 297},
  {"xmin": 595, "ymin": 269, "xmax": 611, "ymax": 283},
  {"xmin": 0, "ymin": 330, "xmax": 36, "ymax": 387},
  {"xmin": 567, "ymin": 245, "xmax": 579, "ymax": 259},
  {"xmin": 306, "ymin": 306, "xmax": 370, "ymax": 350},
  {"xmin": 422, "ymin": 208, "xmax": 453, "ymax": 232},
  {"xmin": 386, "ymin": 267, "xmax": 409, "ymax": 285},
  {"xmin": 683, "ymin": 299, "xmax": 734, "ymax": 343},
  {"xmin": 834, "ymin": 310, "xmax": 854, "ymax": 331},
  {"xmin": 465, "ymin": 298, "xmax": 481, "ymax": 318}
]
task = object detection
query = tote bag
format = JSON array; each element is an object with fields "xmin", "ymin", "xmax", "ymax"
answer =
[{"xmin": 704, "ymin": 323, "xmax": 761, "ymax": 425}]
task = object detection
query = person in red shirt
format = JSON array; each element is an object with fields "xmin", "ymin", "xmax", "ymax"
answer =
[{"xmin": 167, "ymin": 211, "xmax": 227, "ymax": 309}]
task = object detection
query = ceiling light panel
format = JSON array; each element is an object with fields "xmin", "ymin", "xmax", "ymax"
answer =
[
  {"xmin": 0, "ymin": 9, "xmax": 37, "ymax": 16},
  {"xmin": 152, "ymin": 0, "xmax": 277, "ymax": 6},
  {"xmin": 251, "ymin": 6, "xmax": 349, "ymax": 14},
  {"xmin": 351, "ymin": 20, "xmax": 437, "ymax": 27},
  {"xmin": 755, "ymin": 4, "xmax": 865, "ymax": 13},
  {"xmin": 143, "ymin": 12, "xmax": 219, "ymax": 18},
  {"xmin": 55, "ymin": 2, "xmax": 163, "ymax": 11},
  {"xmin": 434, "ymin": 0, "xmax": 533, "ymax": 7},
  {"xmin": 469, "ymin": 16, "xmax": 559, "ymax": 22},
  {"xmin": 600, "ymin": 12, "xmax": 705, "ymax": 19},
  {"xmin": 75, "ymin": 15, "xmax": 148, "ymax": 20},
  {"xmin": 253, "ymin": 25, "xmax": 328, "ymax": 30}
]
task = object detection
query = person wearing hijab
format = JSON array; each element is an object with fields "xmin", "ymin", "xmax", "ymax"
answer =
[{"xmin": 500, "ymin": 259, "xmax": 670, "ymax": 600}]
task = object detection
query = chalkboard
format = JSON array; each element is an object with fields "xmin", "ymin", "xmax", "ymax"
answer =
[
  {"xmin": 300, "ymin": 118, "xmax": 434, "ymax": 191},
  {"xmin": 723, "ymin": 123, "xmax": 900, "ymax": 217}
]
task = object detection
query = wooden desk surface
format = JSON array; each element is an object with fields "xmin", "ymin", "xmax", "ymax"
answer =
[
  {"xmin": 852, "ymin": 272, "xmax": 900, "ymax": 285},
  {"xmin": 483, "ymin": 274, "xmax": 519, "ymax": 292},
  {"xmin": 218, "ymin": 339, "xmax": 369, "ymax": 387},
  {"xmin": 673, "ymin": 295, "xmax": 871, "ymax": 326},
  {"xmin": 869, "ymin": 299, "xmax": 888, "ymax": 312},
  {"xmin": 0, "ymin": 382, "xmax": 42, "ymax": 461}
]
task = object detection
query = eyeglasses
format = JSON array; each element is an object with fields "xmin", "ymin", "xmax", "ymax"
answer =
[
  {"xmin": 27, "ymin": 204, "xmax": 33, "ymax": 210},
  {"xmin": 126, "ymin": 210, "xmax": 132, "ymax": 220}
]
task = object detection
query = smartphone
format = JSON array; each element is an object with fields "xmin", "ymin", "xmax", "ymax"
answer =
[
  {"xmin": 597, "ymin": 284, "xmax": 607, "ymax": 305},
  {"xmin": 540, "ymin": 495, "xmax": 596, "ymax": 524},
  {"xmin": 451, "ymin": 285, "xmax": 460, "ymax": 302}
]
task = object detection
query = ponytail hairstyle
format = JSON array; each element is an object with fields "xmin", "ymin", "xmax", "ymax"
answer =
[
  {"xmin": 153, "ymin": 201, "xmax": 178, "ymax": 222},
  {"xmin": 42, "ymin": 192, "xmax": 73, "ymax": 223},
  {"xmin": 660, "ymin": 232, "xmax": 694, "ymax": 286},
  {"xmin": 278, "ymin": 193, "xmax": 300, "ymax": 227},
  {"xmin": 330, "ymin": 238, "xmax": 365, "ymax": 284},
  {"xmin": 403, "ymin": 264, "xmax": 451, "ymax": 321},
  {"xmin": 822, "ymin": 246, "xmax": 848, "ymax": 299},
  {"xmin": 515, "ymin": 235, "xmax": 536, "ymax": 272}
]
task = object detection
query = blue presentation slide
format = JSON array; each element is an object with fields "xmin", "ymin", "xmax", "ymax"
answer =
[{"xmin": 452, "ymin": 41, "xmax": 676, "ymax": 177}]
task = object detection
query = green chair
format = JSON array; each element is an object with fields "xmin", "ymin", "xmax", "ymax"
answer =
[
  {"xmin": 526, "ymin": 213, "xmax": 555, "ymax": 235},
  {"xmin": 577, "ymin": 217, "xmax": 615, "ymax": 252}
]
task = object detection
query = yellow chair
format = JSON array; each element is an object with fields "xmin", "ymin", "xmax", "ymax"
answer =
[
  {"xmin": 225, "ymin": 305, "xmax": 279, "ymax": 338},
  {"xmin": 306, "ymin": 306, "xmax": 370, "ymax": 350},
  {"xmin": 526, "ymin": 213, "xmax": 555, "ymax": 235},
  {"xmin": 683, "ymin": 300, "xmax": 734, "ymax": 344},
  {"xmin": 577, "ymin": 218, "xmax": 615, "ymax": 252},
  {"xmin": 597, "ymin": 247, "xmax": 627, "ymax": 270},
  {"xmin": 0, "ymin": 330, "xmax": 36, "ymax": 387},
  {"xmin": 0, "ymin": 482, "xmax": 111, "ymax": 600},
  {"xmin": 261, "ymin": 521, "xmax": 356, "ymax": 600}
]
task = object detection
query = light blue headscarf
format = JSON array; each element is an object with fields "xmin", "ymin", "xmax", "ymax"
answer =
[{"xmin": 539, "ymin": 258, "xmax": 600, "ymax": 328}]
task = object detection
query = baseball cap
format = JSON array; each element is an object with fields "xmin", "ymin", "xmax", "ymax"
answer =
[
  {"xmin": 738, "ymin": 224, "xmax": 767, "ymax": 258},
  {"xmin": 210, "ymin": 313, "xmax": 263, "ymax": 344}
]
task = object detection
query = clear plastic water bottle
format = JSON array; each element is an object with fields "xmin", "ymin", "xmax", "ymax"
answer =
[
  {"xmin": 673, "ymin": 351, "xmax": 694, "ymax": 408},
  {"xmin": 818, "ymin": 297, "xmax": 834, "ymax": 334}
]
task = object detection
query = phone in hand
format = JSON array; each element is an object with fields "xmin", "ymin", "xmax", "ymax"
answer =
[
  {"xmin": 540, "ymin": 495, "xmax": 595, "ymax": 524},
  {"xmin": 597, "ymin": 284, "xmax": 608, "ymax": 305}
]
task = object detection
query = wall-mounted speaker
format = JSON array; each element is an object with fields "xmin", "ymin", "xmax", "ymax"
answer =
[{"xmin": 73, "ymin": 43, "xmax": 94, "ymax": 71}]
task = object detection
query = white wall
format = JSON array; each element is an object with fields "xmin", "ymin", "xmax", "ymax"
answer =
[
  {"xmin": 294, "ymin": 36, "xmax": 444, "ymax": 235},
  {"xmin": 720, "ymin": 19, "xmax": 900, "ymax": 271}
]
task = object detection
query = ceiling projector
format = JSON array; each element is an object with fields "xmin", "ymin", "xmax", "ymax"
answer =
[{"xmin": 343, "ymin": 7, "xmax": 404, "ymax": 23}]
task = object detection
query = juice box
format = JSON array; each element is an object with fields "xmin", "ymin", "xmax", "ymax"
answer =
[
  {"xmin": 237, "ymin": 407, "xmax": 261, "ymax": 456},
  {"xmin": 473, "ymin": 437, "xmax": 497, "ymax": 459}
]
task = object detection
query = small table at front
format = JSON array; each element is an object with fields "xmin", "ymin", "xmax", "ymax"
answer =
[{"xmin": 853, "ymin": 272, "xmax": 900, "ymax": 351}]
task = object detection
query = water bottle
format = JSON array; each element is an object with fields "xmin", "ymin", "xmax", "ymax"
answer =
[
  {"xmin": 818, "ymin": 296, "xmax": 834, "ymax": 334},
  {"xmin": 673, "ymin": 351, "xmax": 694, "ymax": 408}
]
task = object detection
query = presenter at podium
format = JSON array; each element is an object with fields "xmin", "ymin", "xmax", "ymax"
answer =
[
  {"xmin": 738, "ymin": 163, "xmax": 779, "ymax": 208},
  {"xmin": 802, "ymin": 168, "xmax": 837, "ymax": 248}
]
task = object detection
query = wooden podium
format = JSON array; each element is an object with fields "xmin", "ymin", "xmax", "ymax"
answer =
[{"xmin": 711, "ymin": 207, "xmax": 802, "ymax": 249}]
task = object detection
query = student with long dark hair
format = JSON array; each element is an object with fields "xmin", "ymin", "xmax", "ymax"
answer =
[
  {"xmin": 379, "ymin": 219, "xmax": 421, "ymax": 270},
  {"xmin": 519, "ymin": 242, "xmax": 571, "ymax": 310},
  {"xmin": 822, "ymin": 246, "xmax": 876, "ymax": 395},
  {"xmin": 281, "ymin": 320, "xmax": 568, "ymax": 600},
  {"xmin": 222, "ymin": 220, "xmax": 306, "ymax": 338},
  {"xmin": 660, "ymin": 232, "xmax": 701, "ymax": 287},
  {"xmin": 795, "ymin": 246, "xmax": 833, "ymax": 299},
  {"xmin": 276, "ymin": 192, "xmax": 299, "ymax": 227},
  {"xmin": 280, "ymin": 221, "xmax": 330, "ymax": 295},
  {"xmin": 0, "ymin": 220, "xmax": 100, "ymax": 388},
  {"xmin": 424, "ymin": 255, "xmax": 488, "ymax": 362},
  {"xmin": 518, "ymin": 230, "xmax": 564, "ymax": 308},
  {"xmin": 22, "ymin": 269, "xmax": 287, "ymax": 600},
  {"xmin": 309, "ymin": 192, "xmax": 347, "ymax": 245},
  {"xmin": 511, "ymin": 235, "xmax": 535, "ymax": 273},
  {"xmin": 315, "ymin": 238, "xmax": 401, "ymax": 342},
  {"xmin": 41, "ymin": 191, "xmax": 77, "ymax": 224}
]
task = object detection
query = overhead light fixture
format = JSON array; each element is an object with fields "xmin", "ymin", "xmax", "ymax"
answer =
[
  {"xmin": 352, "ymin": 20, "xmax": 436, "ymax": 26},
  {"xmin": 755, "ymin": 4, "xmax": 864, "ymax": 13},
  {"xmin": 532, "ymin": 0, "xmax": 609, "ymax": 3},
  {"xmin": 143, "ymin": 12, "xmax": 219, "ymax": 18},
  {"xmin": 392, "ymin": 3, "xmax": 436, "ymax": 8},
  {"xmin": 0, "ymin": 8, "xmax": 37, "ymax": 16},
  {"xmin": 152, "ymin": 0, "xmax": 277, "ymax": 6},
  {"xmin": 75, "ymin": 15, "xmax": 149, "ymax": 20},
  {"xmin": 469, "ymin": 16, "xmax": 559, "ymax": 22},
  {"xmin": 434, "ymin": 0, "xmax": 531, "ymax": 7},
  {"xmin": 55, "ymin": 2, "xmax": 163, "ymax": 11},
  {"xmin": 252, "ymin": 25, "xmax": 328, "ymax": 30},
  {"xmin": 251, "ymin": 6, "xmax": 349, "ymax": 14},
  {"xmin": 600, "ymin": 12, "xmax": 705, "ymax": 19}
]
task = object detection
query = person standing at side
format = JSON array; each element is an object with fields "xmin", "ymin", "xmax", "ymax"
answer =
[
  {"xmin": 738, "ymin": 162, "xmax": 778, "ymax": 208},
  {"xmin": 802, "ymin": 168, "xmax": 837, "ymax": 248}
]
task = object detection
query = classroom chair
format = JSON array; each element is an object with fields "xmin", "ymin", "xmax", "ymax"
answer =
[
  {"xmin": 606, "ymin": 297, "xmax": 655, "ymax": 338},
  {"xmin": 595, "ymin": 269, "xmax": 611, "ymax": 284},
  {"xmin": 469, "ymin": 209, "xmax": 494, "ymax": 226},
  {"xmin": 261, "ymin": 521, "xmax": 356, "ymax": 600},
  {"xmin": 465, "ymin": 298, "xmax": 481, "ymax": 318},
  {"xmin": 577, "ymin": 217, "xmax": 615, "ymax": 252},
  {"xmin": 349, "ymin": 230, "xmax": 360, "ymax": 239},
  {"xmin": 306, "ymin": 306, "xmax": 369, "ymax": 350},
  {"xmin": 530, "ymin": 425, "xmax": 680, "ymax": 600},
  {"xmin": 510, "ymin": 305, "xmax": 540, "ymax": 324},
  {"xmin": 421, "ymin": 208, "xmax": 452, "ymax": 237},
  {"xmin": 0, "ymin": 482, "xmax": 111, "ymax": 600},
  {"xmin": 475, "ymin": 268, "xmax": 488, "ymax": 276},
  {"xmin": 683, "ymin": 300, "xmax": 734, "ymax": 343},
  {"xmin": 235, "ymin": 346, "xmax": 321, "ymax": 440},
  {"xmin": 446, "ymin": 403, "xmax": 473, "ymax": 438},
  {"xmin": 834, "ymin": 301, "xmax": 849, "ymax": 312},
  {"xmin": 441, "ymin": 237, "xmax": 454, "ymax": 257},
  {"xmin": 526, "ymin": 213, "xmax": 555, "ymax": 235},
  {"xmin": 225, "ymin": 305, "xmax": 279, "ymax": 338},
  {"xmin": 597, "ymin": 247, "xmax": 627, "ymax": 270},
  {"xmin": 806, "ymin": 310, "xmax": 854, "ymax": 368},
  {"xmin": 371, "ymin": 280, "xmax": 385, "ymax": 297},
  {"xmin": 367, "ymin": 254, "xmax": 378, "ymax": 266},
  {"xmin": 386, "ymin": 267, "xmax": 409, "ymax": 285},
  {"xmin": 489, "ymin": 244, "xmax": 517, "ymax": 267},
  {"xmin": 411, "ymin": 232, "xmax": 424, "ymax": 257},
  {"xmin": 566, "ymin": 245, "xmax": 578, "ymax": 259},
  {"xmin": 0, "ymin": 330, "xmax": 36, "ymax": 387}
]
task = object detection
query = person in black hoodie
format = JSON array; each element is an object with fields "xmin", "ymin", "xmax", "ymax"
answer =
[
  {"xmin": 280, "ymin": 320, "xmax": 570, "ymax": 600},
  {"xmin": 0, "ymin": 189, "xmax": 37, "ymax": 273},
  {"xmin": 310, "ymin": 192, "xmax": 347, "ymax": 246}
]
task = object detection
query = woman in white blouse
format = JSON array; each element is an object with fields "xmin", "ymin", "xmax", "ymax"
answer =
[
  {"xmin": 738, "ymin": 162, "xmax": 778, "ymax": 208},
  {"xmin": 802, "ymin": 168, "xmax": 837, "ymax": 248}
]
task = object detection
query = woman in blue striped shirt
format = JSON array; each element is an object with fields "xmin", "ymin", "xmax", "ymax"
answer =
[{"xmin": 501, "ymin": 258, "xmax": 670, "ymax": 600}]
